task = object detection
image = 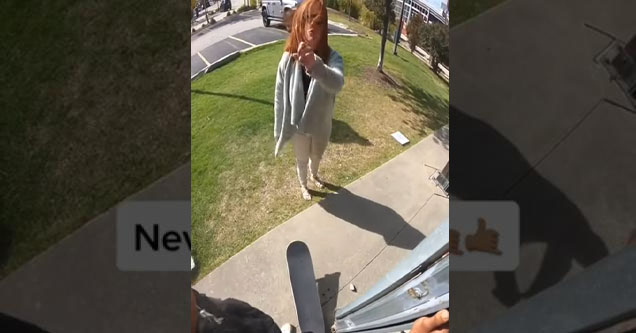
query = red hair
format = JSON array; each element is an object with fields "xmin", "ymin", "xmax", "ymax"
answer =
[{"xmin": 284, "ymin": 0, "xmax": 330, "ymax": 62}]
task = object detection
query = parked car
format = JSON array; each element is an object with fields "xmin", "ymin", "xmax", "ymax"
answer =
[{"xmin": 260, "ymin": 0, "xmax": 301, "ymax": 27}]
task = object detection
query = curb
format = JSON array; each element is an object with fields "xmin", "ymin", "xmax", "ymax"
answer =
[
  {"xmin": 328, "ymin": 20, "xmax": 349, "ymax": 30},
  {"xmin": 240, "ymin": 38, "xmax": 284, "ymax": 53},
  {"xmin": 329, "ymin": 32, "xmax": 359, "ymax": 37}
]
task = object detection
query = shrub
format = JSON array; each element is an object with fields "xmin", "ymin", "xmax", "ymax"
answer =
[
  {"xmin": 338, "ymin": 0, "xmax": 362, "ymax": 19},
  {"xmin": 388, "ymin": 22, "xmax": 397, "ymax": 41},
  {"xmin": 336, "ymin": 0, "xmax": 346, "ymax": 13},
  {"xmin": 326, "ymin": 0, "xmax": 339, "ymax": 10},
  {"xmin": 364, "ymin": 0, "xmax": 396, "ymax": 28},
  {"xmin": 360, "ymin": 5, "xmax": 382, "ymax": 30},
  {"xmin": 237, "ymin": 5, "xmax": 248, "ymax": 12},
  {"xmin": 250, "ymin": 0, "xmax": 257, "ymax": 7},
  {"xmin": 237, "ymin": 5, "xmax": 256, "ymax": 13}
]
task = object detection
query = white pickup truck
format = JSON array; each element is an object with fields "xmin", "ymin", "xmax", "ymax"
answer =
[{"xmin": 260, "ymin": 0, "xmax": 302, "ymax": 27}]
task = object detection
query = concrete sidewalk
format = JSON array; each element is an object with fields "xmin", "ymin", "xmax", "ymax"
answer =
[
  {"xmin": 192, "ymin": 8, "xmax": 234, "ymax": 31},
  {"xmin": 194, "ymin": 127, "xmax": 449, "ymax": 329},
  {"xmin": 451, "ymin": 0, "xmax": 636, "ymax": 331}
]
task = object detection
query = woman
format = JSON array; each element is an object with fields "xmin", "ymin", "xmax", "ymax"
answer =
[{"xmin": 273, "ymin": 0, "xmax": 344, "ymax": 200}]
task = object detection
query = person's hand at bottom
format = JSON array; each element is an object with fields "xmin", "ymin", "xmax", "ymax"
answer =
[
  {"xmin": 411, "ymin": 309, "xmax": 449, "ymax": 333},
  {"xmin": 191, "ymin": 289, "xmax": 198, "ymax": 333}
]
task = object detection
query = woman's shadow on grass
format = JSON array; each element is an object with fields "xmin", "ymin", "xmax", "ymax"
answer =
[{"xmin": 311, "ymin": 183, "xmax": 424, "ymax": 250}]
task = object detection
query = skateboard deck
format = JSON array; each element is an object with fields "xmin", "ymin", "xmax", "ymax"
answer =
[{"xmin": 286, "ymin": 241, "xmax": 325, "ymax": 333}]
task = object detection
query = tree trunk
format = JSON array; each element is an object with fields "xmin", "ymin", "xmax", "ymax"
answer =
[
  {"xmin": 393, "ymin": 0, "xmax": 406, "ymax": 55},
  {"xmin": 376, "ymin": 0, "xmax": 392, "ymax": 72}
]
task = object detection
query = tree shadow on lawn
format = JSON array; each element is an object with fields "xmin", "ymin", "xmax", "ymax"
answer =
[
  {"xmin": 362, "ymin": 67, "xmax": 448, "ymax": 135},
  {"xmin": 390, "ymin": 81, "xmax": 449, "ymax": 135},
  {"xmin": 191, "ymin": 89, "xmax": 274, "ymax": 107},
  {"xmin": 433, "ymin": 125, "xmax": 449, "ymax": 150},
  {"xmin": 330, "ymin": 119, "xmax": 372, "ymax": 146}
]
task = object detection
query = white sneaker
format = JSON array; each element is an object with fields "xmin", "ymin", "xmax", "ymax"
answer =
[
  {"xmin": 310, "ymin": 174, "xmax": 325, "ymax": 189},
  {"xmin": 300, "ymin": 186, "xmax": 312, "ymax": 201},
  {"xmin": 280, "ymin": 323, "xmax": 296, "ymax": 333}
]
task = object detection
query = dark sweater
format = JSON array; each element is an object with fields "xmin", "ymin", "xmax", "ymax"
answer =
[
  {"xmin": 302, "ymin": 66, "xmax": 311, "ymax": 98},
  {"xmin": 194, "ymin": 289, "xmax": 281, "ymax": 333}
]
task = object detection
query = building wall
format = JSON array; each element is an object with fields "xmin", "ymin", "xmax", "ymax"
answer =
[{"xmin": 395, "ymin": 0, "xmax": 447, "ymax": 35}]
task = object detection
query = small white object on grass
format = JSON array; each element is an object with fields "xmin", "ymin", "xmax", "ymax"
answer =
[
  {"xmin": 391, "ymin": 131, "xmax": 410, "ymax": 145},
  {"xmin": 350, "ymin": 283, "xmax": 357, "ymax": 292},
  {"xmin": 191, "ymin": 256, "xmax": 195, "ymax": 270}
]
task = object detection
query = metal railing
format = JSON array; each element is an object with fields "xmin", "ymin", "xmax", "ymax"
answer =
[{"xmin": 334, "ymin": 219, "xmax": 449, "ymax": 332}]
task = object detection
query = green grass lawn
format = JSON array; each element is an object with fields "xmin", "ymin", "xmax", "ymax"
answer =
[
  {"xmin": 0, "ymin": 1, "xmax": 190, "ymax": 277},
  {"xmin": 191, "ymin": 25, "xmax": 449, "ymax": 280}
]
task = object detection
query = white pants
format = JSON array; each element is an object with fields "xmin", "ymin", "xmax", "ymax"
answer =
[{"xmin": 292, "ymin": 133, "xmax": 328, "ymax": 187}]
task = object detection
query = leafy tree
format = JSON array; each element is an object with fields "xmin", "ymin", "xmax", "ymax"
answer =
[
  {"xmin": 327, "ymin": 0, "xmax": 340, "ymax": 10},
  {"xmin": 406, "ymin": 14, "xmax": 424, "ymax": 52},
  {"xmin": 364, "ymin": 0, "xmax": 396, "ymax": 25},
  {"xmin": 419, "ymin": 22, "xmax": 449, "ymax": 70}
]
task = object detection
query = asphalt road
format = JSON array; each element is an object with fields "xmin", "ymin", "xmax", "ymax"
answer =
[{"xmin": 191, "ymin": 10, "xmax": 353, "ymax": 77}]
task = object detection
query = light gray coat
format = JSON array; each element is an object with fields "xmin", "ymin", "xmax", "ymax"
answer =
[{"xmin": 274, "ymin": 49, "xmax": 344, "ymax": 157}]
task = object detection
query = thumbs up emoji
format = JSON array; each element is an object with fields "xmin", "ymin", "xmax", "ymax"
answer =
[
  {"xmin": 450, "ymin": 229, "xmax": 463, "ymax": 255},
  {"xmin": 465, "ymin": 217, "xmax": 502, "ymax": 255}
]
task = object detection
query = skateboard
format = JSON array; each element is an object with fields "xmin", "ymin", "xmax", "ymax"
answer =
[{"xmin": 286, "ymin": 241, "xmax": 325, "ymax": 333}]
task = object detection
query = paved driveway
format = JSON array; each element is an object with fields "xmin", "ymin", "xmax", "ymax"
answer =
[{"xmin": 191, "ymin": 16, "xmax": 354, "ymax": 77}]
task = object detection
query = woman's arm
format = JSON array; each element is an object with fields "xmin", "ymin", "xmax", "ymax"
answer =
[
  {"xmin": 309, "ymin": 52, "xmax": 344, "ymax": 94},
  {"xmin": 274, "ymin": 54, "xmax": 287, "ymax": 138}
]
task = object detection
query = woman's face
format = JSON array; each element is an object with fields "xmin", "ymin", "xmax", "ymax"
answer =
[{"xmin": 304, "ymin": 7, "xmax": 324, "ymax": 50}]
